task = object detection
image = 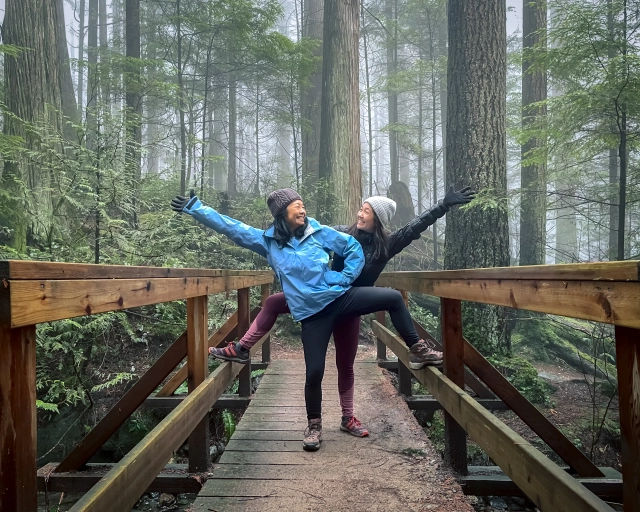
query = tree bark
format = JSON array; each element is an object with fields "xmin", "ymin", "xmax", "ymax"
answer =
[
  {"xmin": 519, "ymin": 0, "xmax": 547, "ymax": 266},
  {"xmin": 99, "ymin": 0, "xmax": 109, "ymax": 105},
  {"xmin": 386, "ymin": 0, "xmax": 399, "ymax": 183},
  {"xmin": 0, "ymin": 0, "xmax": 64, "ymax": 252},
  {"xmin": 301, "ymin": 0, "xmax": 323, "ymax": 208},
  {"xmin": 227, "ymin": 76, "xmax": 237, "ymax": 198},
  {"xmin": 126, "ymin": 0, "xmax": 141, "ymax": 226},
  {"xmin": 86, "ymin": 0, "xmax": 98, "ymax": 150},
  {"xmin": 77, "ymin": 0, "xmax": 86, "ymax": 116},
  {"xmin": 56, "ymin": 0, "xmax": 79, "ymax": 129},
  {"xmin": 362, "ymin": 2, "xmax": 373, "ymax": 197},
  {"xmin": 318, "ymin": 0, "xmax": 362, "ymax": 224},
  {"xmin": 176, "ymin": 0, "xmax": 187, "ymax": 195},
  {"xmin": 443, "ymin": 0, "xmax": 511, "ymax": 355}
]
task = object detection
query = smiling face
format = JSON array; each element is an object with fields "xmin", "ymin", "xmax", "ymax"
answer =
[
  {"xmin": 284, "ymin": 200, "xmax": 307, "ymax": 231},
  {"xmin": 356, "ymin": 202, "xmax": 376, "ymax": 233}
]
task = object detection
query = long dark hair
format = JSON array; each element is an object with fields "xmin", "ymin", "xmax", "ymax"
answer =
[
  {"xmin": 346, "ymin": 209, "xmax": 389, "ymax": 262},
  {"xmin": 271, "ymin": 213, "xmax": 309, "ymax": 248}
]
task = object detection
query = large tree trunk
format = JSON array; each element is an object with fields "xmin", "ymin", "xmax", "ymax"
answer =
[
  {"xmin": 86, "ymin": 0, "xmax": 99, "ymax": 150},
  {"xmin": 607, "ymin": 0, "xmax": 619, "ymax": 261},
  {"xmin": 176, "ymin": 0, "xmax": 187, "ymax": 195},
  {"xmin": 362, "ymin": 2, "xmax": 373, "ymax": 197},
  {"xmin": 126, "ymin": 0, "xmax": 141, "ymax": 226},
  {"xmin": 99, "ymin": 0, "xmax": 109, "ymax": 106},
  {"xmin": 0, "ymin": 0, "xmax": 64, "ymax": 252},
  {"xmin": 212, "ymin": 87, "xmax": 227, "ymax": 191},
  {"xmin": 56, "ymin": 0, "xmax": 79, "ymax": 129},
  {"xmin": 443, "ymin": 0, "xmax": 511, "ymax": 355},
  {"xmin": 301, "ymin": 0, "xmax": 323, "ymax": 209},
  {"xmin": 77, "ymin": 0, "xmax": 86, "ymax": 117},
  {"xmin": 519, "ymin": 0, "xmax": 547, "ymax": 266},
  {"xmin": 227, "ymin": 76, "xmax": 237, "ymax": 198},
  {"xmin": 317, "ymin": 0, "xmax": 362, "ymax": 224},
  {"xmin": 386, "ymin": 0, "xmax": 399, "ymax": 183}
]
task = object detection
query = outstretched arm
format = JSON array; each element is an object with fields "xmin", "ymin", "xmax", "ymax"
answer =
[
  {"xmin": 171, "ymin": 192, "xmax": 268, "ymax": 258},
  {"xmin": 388, "ymin": 186, "xmax": 475, "ymax": 258}
]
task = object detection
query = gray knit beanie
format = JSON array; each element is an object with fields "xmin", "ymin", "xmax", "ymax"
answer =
[
  {"xmin": 267, "ymin": 188, "xmax": 303, "ymax": 218},
  {"xmin": 363, "ymin": 196, "xmax": 396, "ymax": 227}
]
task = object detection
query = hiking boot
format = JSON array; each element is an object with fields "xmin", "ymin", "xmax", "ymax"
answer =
[
  {"xmin": 409, "ymin": 340, "xmax": 443, "ymax": 369},
  {"xmin": 209, "ymin": 342, "xmax": 250, "ymax": 364},
  {"xmin": 340, "ymin": 416, "xmax": 369, "ymax": 437},
  {"xmin": 303, "ymin": 418, "xmax": 322, "ymax": 451}
]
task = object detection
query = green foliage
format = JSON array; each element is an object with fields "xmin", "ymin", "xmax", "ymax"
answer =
[
  {"xmin": 487, "ymin": 354, "xmax": 552, "ymax": 405},
  {"xmin": 222, "ymin": 409, "xmax": 237, "ymax": 441},
  {"xmin": 408, "ymin": 299, "xmax": 439, "ymax": 337}
]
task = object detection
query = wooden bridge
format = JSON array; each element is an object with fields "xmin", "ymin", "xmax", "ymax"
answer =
[{"xmin": 1, "ymin": 260, "xmax": 638, "ymax": 511}]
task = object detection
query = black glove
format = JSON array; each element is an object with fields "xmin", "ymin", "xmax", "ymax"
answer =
[
  {"xmin": 171, "ymin": 189, "xmax": 197, "ymax": 212},
  {"xmin": 442, "ymin": 186, "xmax": 475, "ymax": 208}
]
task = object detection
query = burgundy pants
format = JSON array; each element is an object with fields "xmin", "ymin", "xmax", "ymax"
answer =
[{"xmin": 239, "ymin": 292, "xmax": 359, "ymax": 417}]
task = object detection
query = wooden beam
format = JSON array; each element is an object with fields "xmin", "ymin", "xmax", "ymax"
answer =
[
  {"xmin": 615, "ymin": 326, "xmax": 640, "ymax": 512},
  {"xmin": 237, "ymin": 288, "xmax": 251, "ymax": 398},
  {"xmin": 441, "ymin": 298, "xmax": 467, "ymax": 474},
  {"xmin": 405, "ymin": 396, "xmax": 508, "ymax": 411},
  {"xmin": 372, "ymin": 321, "xmax": 614, "ymax": 512},
  {"xmin": 462, "ymin": 336, "xmax": 603, "ymax": 477},
  {"xmin": 143, "ymin": 395, "xmax": 251, "ymax": 410},
  {"xmin": 38, "ymin": 463, "xmax": 202, "ymax": 494},
  {"xmin": 413, "ymin": 321, "xmax": 494, "ymax": 399},
  {"xmin": 68, "ymin": 335, "xmax": 268, "ymax": 512},
  {"xmin": 260, "ymin": 284, "xmax": 271, "ymax": 364},
  {"xmin": 376, "ymin": 311, "xmax": 387, "ymax": 360},
  {"xmin": 6, "ymin": 274, "xmax": 273, "ymax": 328},
  {"xmin": 55, "ymin": 332, "xmax": 188, "ymax": 473},
  {"xmin": 377, "ymin": 261, "xmax": 640, "ymax": 282},
  {"xmin": 0, "ymin": 324, "xmax": 37, "ymax": 512},
  {"xmin": 374, "ymin": 276, "xmax": 640, "ymax": 328},
  {"xmin": 156, "ymin": 307, "xmax": 261, "ymax": 397},
  {"xmin": 187, "ymin": 295, "xmax": 209, "ymax": 473},
  {"xmin": 459, "ymin": 473, "xmax": 622, "ymax": 500},
  {"xmin": 0, "ymin": 260, "xmax": 271, "ymax": 280}
]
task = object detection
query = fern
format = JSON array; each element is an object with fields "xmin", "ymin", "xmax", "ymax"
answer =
[
  {"xmin": 36, "ymin": 400, "xmax": 59, "ymax": 413},
  {"xmin": 91, "ymin": 372, "xmax": 136, "ymax": 393},
  {"xmin": 222, "ymin": 409, "xmax": 236, "ymax": 441}
]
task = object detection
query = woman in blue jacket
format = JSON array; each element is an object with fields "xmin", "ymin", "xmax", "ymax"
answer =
[{"xmin": 171, "ymin": 188, "xmax": 435, "ymax": 451}]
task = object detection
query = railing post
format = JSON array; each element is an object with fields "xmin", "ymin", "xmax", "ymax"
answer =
[
  {"xmin": 237, "ymin": 288, "xmax": 251, "ymax": 397},
  {"xmin": 615, "ymin": 326, "xmax": 640, "ymax": 512},
  {"xmin": 0, "ymin": 323, "xmax": 37, "ymax": 512},
  {"xmin": 376, "ymin": 311, "xmax": 387, "ymax": 361},
  {"xmin": 441, "ymin": 298, "xmax": 467, "ymax": 474},
  {"xmin": 397, "ymin": 290, "xmax": 412, "ymax": 396},
  {"xmin": 260, "ymin": 283, "xmax": 271, "ymax": 364},
  {"xmin": 187, "ymin": 295, "xmax": 209, "ymax": 473}
]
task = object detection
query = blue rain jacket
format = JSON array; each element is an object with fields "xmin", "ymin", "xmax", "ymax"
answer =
[{"xmin": 184, "ymin": 198, "xmax": 365, "ymax": 322}]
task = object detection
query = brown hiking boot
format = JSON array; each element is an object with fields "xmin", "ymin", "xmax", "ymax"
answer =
[
  {"xmin": 303, "ymin": 418, "xmax": 322, "ymax": 451},
  {"xmin": 409, "ymin": 340, "xmax": 443, "ymax": 369}
]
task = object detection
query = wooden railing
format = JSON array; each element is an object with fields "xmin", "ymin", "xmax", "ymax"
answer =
[
  {"xmin": 374, "ymin": 261, "xmax": 640, "ymax": 512},
  {"xmin": 0, "ymin": 261, "xmax": 273, "ymax": 511}
]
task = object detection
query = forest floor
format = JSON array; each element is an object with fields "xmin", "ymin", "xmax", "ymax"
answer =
[{"xmin": 38, "ymin": 331, "xmax": 622, "ymax": 511}]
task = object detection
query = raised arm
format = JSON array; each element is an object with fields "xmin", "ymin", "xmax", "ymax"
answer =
[
  {"xmin": 171, "ymin": 193, "xmax": 268, "ymax": 258},
  {"xmin": 320, "ymin": 226, "xmax": 364, "ymax": 286},
  {"xmin": 388, "ymin": 186, "xmax": 475, "ymax": 258}
]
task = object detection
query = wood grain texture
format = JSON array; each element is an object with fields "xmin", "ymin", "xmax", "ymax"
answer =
[
  {"xmin": 6, "ymin": 274, "xmax": 273, "ymax": 327},
  {"xmin": 0, "ymin": 325, "xmax": 37, "ymax": 512},
  {"xmin": 0, "ymin": 260, "xmax": 272, "ymax": 280},
  {"xmin": 237, "ymin": 288, "xmax": 251, "ymax": 397},
  {"xmin": 372, "ymin": 321, "xmax": 614, "ymax": 512},
  {"xmin": 375, "ymin": 276, "xmax": 640, "ymax": 328},
  {"xmin": 615, "ymin": 326, "xmax": 640, "ymax": 512}
]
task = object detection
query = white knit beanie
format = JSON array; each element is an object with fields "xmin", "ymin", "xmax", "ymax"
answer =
[{"xmin": 363, "ymin": 196, "xmax": 396, "ymax": 227}]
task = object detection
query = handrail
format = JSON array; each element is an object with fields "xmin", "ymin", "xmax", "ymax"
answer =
[
  {"xmin": 0, "ymin": 261, "xmax": 273, "ymax": 512},
  {"xmin": 376, "ymin": 261, "xmax": 640, "ymax": 328}
]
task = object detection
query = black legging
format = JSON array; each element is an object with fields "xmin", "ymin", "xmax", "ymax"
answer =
[{"xmin": 300, "ymin": 287, "xmax": 421, "ymax": 419}]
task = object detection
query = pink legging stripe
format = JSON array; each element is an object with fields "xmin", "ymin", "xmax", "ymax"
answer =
[{"xmin": 238, "ymin": 292, "xmax": 359, "ymax": 417}]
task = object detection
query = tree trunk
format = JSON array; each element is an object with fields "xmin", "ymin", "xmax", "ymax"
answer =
[
  {"xmin": 1, "ymin": 0, "xmax": 64, "ymax": 252},
  {"xmin": 443, "ymin": 0, "xmax": 511, "ymax": 355},
  {"xmin": 77, "ymin": 0, "xmax": 86, "ymax": 116},
  {"xmin": 99, "ymin": 0, "xmax": 109, "ymax": 106},
  {"xmin": 176, "ymin": 0, "xmax": 187, "ymax": 195},
  {"xmin": 86, "ymin": 0, "xmax": 99, "ymax": 151},
  {"xmin": 56, "ymin": 0, "xmax": 79, "ymax": 129},
  {"xmin": 616, "ymin": 2, "xmax": 628, "ymax": 260},
  {"xmin": 227, "ymin": 76, "xmax": 237, "ymax": 198},
  {"xmin": 519, "ymin": 0, "xmax": 547, "ymax": 266},
  {"xmin": 212, "ymin": 92, "xmax": 227, "ymax": 191},
  {"xmin": 318, "ymin": 0, "xmax": 362, "ymax": 224},
  {"xmin": 362, "ymin": 2, "xmax": 373, "ymax": 197},
  {"xmin": 386, "ymin": 0, "xmax": 399, "ymax": 183},
  {"xmin": 126, "ymin": 0, "xmax": 141, "ymax": 226},
  {"xmin": 301, "ymin": 0, "xmax": 323, "ymax": 208},
  {"xmin": 438, "ymin": 16, "xmax": 447, "ymax": 187}
]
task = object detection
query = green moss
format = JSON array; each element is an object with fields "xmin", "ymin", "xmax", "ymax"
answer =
[{"xmin": 487, "ymin": 355, "xmax": 553, "ymax": 405}]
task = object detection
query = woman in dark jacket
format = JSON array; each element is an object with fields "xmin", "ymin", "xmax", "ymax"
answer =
[{"xmin": 211, "ymin": 186, "xmax": 475, "ymax": 437}]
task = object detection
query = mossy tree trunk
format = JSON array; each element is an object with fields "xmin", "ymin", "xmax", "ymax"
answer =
[{"xmin": 443, "ymin": 0, "xmax": 511, "ymax": 355}]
